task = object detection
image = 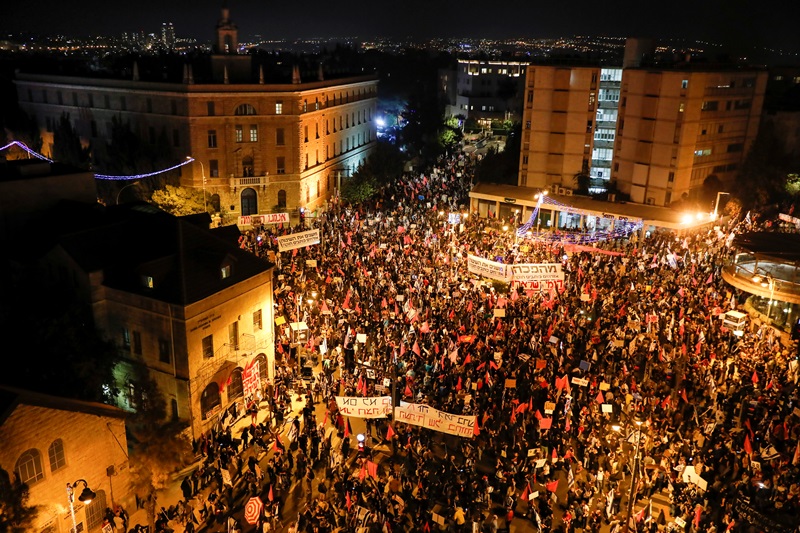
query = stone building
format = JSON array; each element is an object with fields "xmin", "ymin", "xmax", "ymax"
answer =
[
  {"xmin": 0, "ymin": 386, "xmax": 133, "ymax": 533},
  {"xmin": 14, "ymin": 5, "xmax": 378, "ymax": 224}
]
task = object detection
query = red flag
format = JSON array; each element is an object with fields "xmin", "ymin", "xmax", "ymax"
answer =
[
  {"xmin": 535, "ymin": 410, "xmax": 543, "ymax": 420},
  {"xmin": 412, "ymin": 341, "xmax": 421, "ymax": 355},
  {"xmin": 346, "ymin": 491, "xmax": 352, "ymax": 510},
  {"xmin": 464, "ymin": 354, "xmax": 471, "ymax": 364},
  {"xmin": 386, "ymin": 424, "xmax": 395, "ymax": 441},
  {"xmin": 681, "ymin": 389, "xmax": 688, "ymax": 403},
  {"xmin": 268, "ymin": 484, "xmax": 274, "ymax": 502},
  {"xmin": 404, "ymin": 384, "xmax": 413, "ymax": 397},
  {"xmin": 357, "ymin": 375, "xmax": 364, "ymax": 394},
  {"xmin": 520, "ymin": 483, "xmax": 530, "ymax": 501},
  {"xmin": 344, "ymin": 418, "xmax": 350, "ymax": 438},
  {"xmin": 272, "ymin": 438, "xmax": 282, "ymax": 454},
  {"xmin": 752, "ymin": 371, "xmax": 759, "ymax": 385},
  {"xmin": 467, "ymin": 300, "xmax": 473, "ymax": 313},
  {"xmin": 552, "ymin": 448, "xmax": 558, "ymax": 461},
  {"xmin": 322, "ymin": 411, "xmax": 329, "ymax": 426},
  {"xmin": 456, "ymin": 377, "xmax": 462, "ymax": 391},
  {"xmin": 473, "ymin": 417, "xmax": 480, "ymax": 436},
  {"xmin": 489, "ymin": 360, "xmax": 498, "ymax": 370},
  {"xmin": 359, "ymin": 462, "xmax": 366, "ymax": 481},
  {"xmin": 381, "ymin": 297, "xmax": 388, "ymax": 308},
  {"xmin": 546, "ymin": 480, "xmax": 559, "ymax": 492},
  {"xmin": 595, "ymin": 391, "xmax": 604, "ymax": 404},
  {"xmin": 744, "ymin": 435, "xmax": 753, "ymax": 455},
  {"xmin": 706, "ymin": 273, "xmax": 713, "ymax": 284}
]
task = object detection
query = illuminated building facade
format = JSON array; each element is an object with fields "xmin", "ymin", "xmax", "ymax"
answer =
[{"xmin": 441, "ymin": 59, "xmax": 527, "ymax": 126}]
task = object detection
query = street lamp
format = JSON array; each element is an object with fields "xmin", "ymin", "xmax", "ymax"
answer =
[
  {"xmin": 534, "ymin": 190, "xmax": 548, "ymax": 234},
  {"xmin": 712, "ymin": 191, "xmax": 730, "ymax": 220},
  {"xmin": 187, "ymin": 156, "xmax": 207, "ymax": 211},
  {"xmin": 67, "ymin": 480, "xmax": 96, "ymax": 533},
  {"xmin": 116, "ymin": 181, "xmax": 141, "ymax": 205}
]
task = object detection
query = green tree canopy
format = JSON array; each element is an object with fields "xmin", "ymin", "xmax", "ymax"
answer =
[
  {"xmin": 0, "ymin": 275, "xmax": 120, "ymax": 404},
  {"xmin": 0, "ymin": 467, "xmax": 39, "ymax": 533},
  {"xmin": 127, "ymin": 366, "xmax": 193, "ymax": 532},
  {"xmin": 149, "ymin": 185, "xmax": 209, "ymax": 216},
  {"xmin": 341, "ymin": 140, "xmax": 405, "ymax": 204}
]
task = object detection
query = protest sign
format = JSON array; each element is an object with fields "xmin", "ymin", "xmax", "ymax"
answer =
[
  {"xmin": 277, "ymin": 229, "xmax": 321, "ymax": 252},
  {"xmin": 335, "ymin": 396, "xmax": 392, "ymax": 418},
  {"xmin": 467, "ymin": 254, "xmax": 509, "ymax": 281},
  {"xmin": 394, "ymin": 402, "xmax": 476, "ymax": 438}
]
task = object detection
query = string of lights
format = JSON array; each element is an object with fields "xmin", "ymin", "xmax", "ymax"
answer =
[
  {"xmin": 0, "ymin": 140, "xmax": 54, "ymax": 162},
  {"xmin": 1, "ymin": 140, "xmax": 195, "ymax": 181},
  {"xmin": 95, "ymin": 157, "xmax": 195, "ymax": 181}
]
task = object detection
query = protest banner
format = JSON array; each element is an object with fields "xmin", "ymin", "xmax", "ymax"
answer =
[
  {"xmin": 242, "ymin": 360, "xmax": 261, "ymax": 399},
  {"xmin": 277, "ymin": 229, "xmax": 320, "ymax": 252},
  {"xmin": 335, "ymin": 396, "xmax": 392, "ymax": 418},
  {"xmin": 467, "ymin": 254, "xmax": 510, "ymax": 281},
  {"xmin": 238, "ymin": 212, "xmax": 290, "ymax": 226},
  {"xmin": 394, "ymin": 401, "xmax": 476, "ymax": 438}
]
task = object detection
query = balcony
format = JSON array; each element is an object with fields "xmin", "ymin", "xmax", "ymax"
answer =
[{"xmin": 230, "ymin": 175, "xmax": 269, "ymax": 189}]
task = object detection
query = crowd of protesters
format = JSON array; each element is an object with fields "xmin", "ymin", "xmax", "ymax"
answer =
[{"xmin": 175, "ymin": 148, "xmax": 800, "ymax": 533}]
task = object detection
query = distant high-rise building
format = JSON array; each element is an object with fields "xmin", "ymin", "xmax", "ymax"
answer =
[{"xmin": 161, "ymin": 22, "xmax": 176, "ymax": 48}]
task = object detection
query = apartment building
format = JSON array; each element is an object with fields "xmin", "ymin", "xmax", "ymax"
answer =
[
  {"xmin": 441, "ymin": 59, "xmax": 527, "ymax": 126},
  {"xmin": 613, "ymin": 67, "xmax": 766, "ymax": 206}
]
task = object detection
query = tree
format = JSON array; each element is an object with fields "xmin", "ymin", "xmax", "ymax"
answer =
[
  {"xmin": 438, "ymin": 116, "xmax": 463, "ymax": 153},
  {"xmin": 52, "ymin": 113, "xmax": 91, "ymax": 169},
  {"xmin": 0, "ymin": 275, "xmax": 120, "ymax": 404},
  {"xmin": 341, "ymin": 140, "xmax": 405, "ymax": 204},
  {"xmin": 0, "ymin": 467, "xmax": 39, "ymax": 533},
  {"xmin": 127, "ymin": 366, "xmax": 193, "ymax": 533},
  {"xmin": 149, "ymin": 185, "xmax": 208, "ymax": 216}
]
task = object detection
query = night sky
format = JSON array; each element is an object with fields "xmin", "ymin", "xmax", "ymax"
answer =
[{"xmin": 3, "ymin": 0, "xmax": 797, "ymax": 54}]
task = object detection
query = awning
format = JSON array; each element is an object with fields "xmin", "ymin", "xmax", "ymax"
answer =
[{"xmin": 210, "ymin": 360, "xmax": 237, "ymax": 392}]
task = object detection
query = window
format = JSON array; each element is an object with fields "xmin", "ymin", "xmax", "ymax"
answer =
[
  {"xmin": 201, "ymin": 383, "xmax": 221, "ymax": 419},
  {"xmin": 221, "ymin": 265, "xmax": 231, "ymax": 279},
  {"xmin": 304, "ymin": 126, "xmax": 309, "ymax": 142},
  {"xmin": 668, "ymin": 172, "xmax": 675, "ymax": 183},
  {"xmin": 241, "ymin": 188, "xmax": 257, "ymax": 215},
  {"xmin": 229, "ymin": 321, "xmax": 239, "ymax": 350},
  {"xmin": 228, "ymin": 368, "xmax": 244, "ymax": 399},
  {"xmin": 132, "ymin": 331, "xmax": 142, "ymax": 355},
  {"xmin": 303, "ymin": 100, "xmax": 308, "ymax": 112},
  {"xmin": 86, "ymin": 490, "xmax": 106, "ymax": 529},
  {"xmin": 679, "ymin": 103, "xmax": 685, "ymax": 113},
  {"xmin": 522, "ymin": 155, "xmax": 529, "ymax": 165},
  {"xmin": 15, "ymin": 449, "xmax": 44, "ymax": 486},
  {"xmin": 208, "ymin": 130, "xmax": 217, "ymax": 148},
  {"xmin": 694, "ymin": 148, "xmax": 712, "ymax": 157},
  {"xmin": 210, "ymin": 159, "xmax": 219, "ymax": 177},
  {"xmin": 275, "ymin": 102, "xmax": 283, "ymax": 114},
  {"xmin": 207, "ymin": 102, "xmax": 215, "ymax": 116},
  {"xmin": 48, "ymin": 439, "xmax": 66, "ymax": 472},
  {"xmin": 277, "ymin": 157, "xmax": 285, "ymax": 174},
  {"xmin": 525, "ymin": 121, "xmax": 531, "ymax": 129},
  {"xmin": 276, "ymin": 128, "xmax": 285, "ymax": 146},
  {"xmin": 235, "ymin": 125, "xmax": 243, "ymax": 143},
  {"xmin": 727, "ymin": 143, "xmax": 744, "ymax": 153},
  {"xmin": 277, "ymin": 189, "xmax": 287, "ymax": 208},
  {"xmin": 158, "ymin": 339, "xmax": 171, "ymax": 363},
  {"xmin": 253, "ymin": 309, "xmax": 263, "ymax": 330},
  {"xmin": 202, "ymin": 335, "xmax": 214, "ymax": 358},
  {"xmin": 315, "ymin": 123, "xmax": 319, "ymax": 139},
  {"xmin": 249, "ymin": 125, "xmax": 258, "ymax": 142},
  {"xmin": 142, "ymin": 275, "xmax": 154, "ymax": 289},
  {"xmin": 122, "ymin": 328, "xmax": 131, "ymax": 349},
  {"xmin": 681, "ymin": 80, "xmax": 688, "ymax": 89},
  {"xmin": 235, "ymin": 103, "xmax": 257, "ymax": 115},
  {"xmin": 701, "ymin": 101, "xmax": 718, "ymax": 111}
]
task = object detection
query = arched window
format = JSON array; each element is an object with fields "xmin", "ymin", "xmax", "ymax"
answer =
[
  {"xmin": 241, "ymin": 188, "xmax": 257, "ymax": 216},
  {"xmin": 234, "ymin": 104, "xmax": 257, "ymax": 116},
  {"xmin": 210, "ymin": 194, "xmax": 221, "ymax": 213},
  {"xmin": 201, "ymin": 383, "xmax": 221, "ymax": 420},
  {"xmin": 254, "ymin": 353, "xmax": 268, "ymax": 380},
  {"xmin": 15, "ymin": 449, "xmax": 44, "ymax": 485},
  {"xmin": 228, "ymin": 367, "xmax": 244, "ymax": 400},
  {"xmin": 86, "ymin": 490, "xmax": 106, "ymax": 529},
  {"xmin": 277, "ymin": 189, "xmax": 287, "ymax": 209},
  {"xmin": 48, "ymin": 439, "xmax": 66, "ymax": 472}
]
